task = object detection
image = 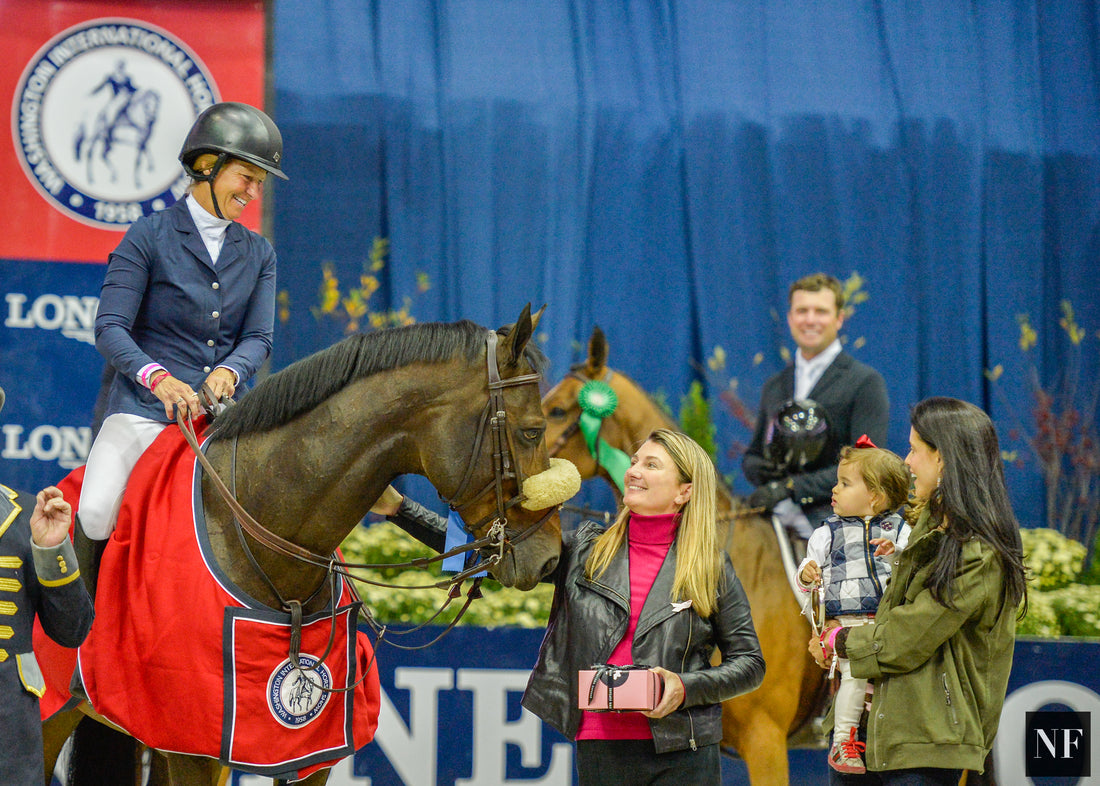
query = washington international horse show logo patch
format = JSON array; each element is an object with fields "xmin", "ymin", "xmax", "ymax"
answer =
[
  {"xmin": 12, "ymin": 18, "xmax": 219, "ymax": 231},
  {"xmin": 267, "ymin": 655, "xmax": 333, "ymax": 729}
]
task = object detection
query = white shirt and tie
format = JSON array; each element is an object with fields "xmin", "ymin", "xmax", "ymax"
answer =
[{"xmin": 794, "ymin": 339, "xmax": 843, "ymax": 400}]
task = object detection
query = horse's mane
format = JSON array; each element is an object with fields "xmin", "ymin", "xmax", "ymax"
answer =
[{"xmin": 208, "ymin": 320, "xmax": 547, "ymax": 440}]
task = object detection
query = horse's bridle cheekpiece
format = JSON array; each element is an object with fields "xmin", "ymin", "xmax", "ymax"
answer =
[
  {"xmin": 548, "ymin": 370, "xmax": 630, "ymax": 494},
  {"xmin": 443, "ymin": 330, "xmax": 557, "ymax": 552}
]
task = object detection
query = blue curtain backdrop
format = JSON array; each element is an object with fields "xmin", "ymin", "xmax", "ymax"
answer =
[{"xmin": 268, "ymin": 0, "xmax": 1100, "ymax": 525}]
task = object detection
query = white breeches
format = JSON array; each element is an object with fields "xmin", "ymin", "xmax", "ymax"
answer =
[{"xmin": 78, "ymin": 413, "xmax": 168, "ymax": 540}]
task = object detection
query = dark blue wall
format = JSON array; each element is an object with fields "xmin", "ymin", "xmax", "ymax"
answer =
[
  {"xmin": 4, "ymin": 1, "xmax": 1099, "ymax": 535},
  {"xmin": 268, "ymin": 0, "xmax": 1100, "ymax": 530}
]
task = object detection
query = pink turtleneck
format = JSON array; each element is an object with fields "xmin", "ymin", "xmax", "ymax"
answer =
[{"xmin": 577, "ymin": 512, "xmax": 679, "ymax": 740}]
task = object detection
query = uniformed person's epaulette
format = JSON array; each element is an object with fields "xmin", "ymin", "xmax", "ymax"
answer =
[{"xmin": 0, "ymin": 483, "xmax": 21, "ymax": 539}]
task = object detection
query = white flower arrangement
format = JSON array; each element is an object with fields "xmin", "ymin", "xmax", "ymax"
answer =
[
  {"xmin": 1022, "ymin": 527, "xmax": 1088, "ymax": 591},
  {"xmin": 339, "ymin": 521, "xmax": 553, "ymax": 628},
  {"xmin": 1019, "ymin": 527, "xmax": 1100, "ymax": 638}
]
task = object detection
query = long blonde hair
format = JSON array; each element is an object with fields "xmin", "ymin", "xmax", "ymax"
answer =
[{"xmin": 585, "ymin": 428, "xmax": 723, "ymax": 617}]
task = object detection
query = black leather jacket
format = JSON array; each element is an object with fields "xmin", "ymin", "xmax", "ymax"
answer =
[{"xmin": 520, "ymin": 520, "xmax": 765, "ymax": 753}]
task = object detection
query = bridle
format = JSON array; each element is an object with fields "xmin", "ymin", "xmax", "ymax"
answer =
[
  {"xmin": 544, "ymin": 369, "xmax": 753, "ymax": 526},
  {"xmin": 177, "ymin": 328, "xmax": 557, "ymax": 685},
  {"xmin": 440, "ymin": 329, "xmax": 557, "ymax": 551}
]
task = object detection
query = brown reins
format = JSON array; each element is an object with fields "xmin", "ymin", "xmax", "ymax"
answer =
[
  {"xmin": 176, "ymin": 328, "xmax": 557, "ymax": 686},
  {"xmin": 182, "ymin": 329, "xmax": 550, "ymax": 582}
]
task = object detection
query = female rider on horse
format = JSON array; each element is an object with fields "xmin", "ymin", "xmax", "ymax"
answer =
[{"xmin": 79, "ymin": 102, "xmax": 287, "ymax": 546}]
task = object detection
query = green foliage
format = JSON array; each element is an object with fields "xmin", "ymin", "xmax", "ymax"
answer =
[
  {"xmin": 1018, "ymin": 584, "xmax": 1100, "ymax": 638},
  {"xmin": 1047, "ymin": 585, "xmax": 1100, "ymax": 637},
  {"xmin": 339, "ymin": 521, "xmax": 553, "ymax": 629},
  {"xmin": 1081, "ymin": 549, "xmax": 1100, "ymax": 585},
  {"xmin": 1016, "ymin": 592, "xmax": 1062, "ymax": 637},
  {"xmin": 679, "ymin": 380, "xmax": 718, "ymax": 464}
]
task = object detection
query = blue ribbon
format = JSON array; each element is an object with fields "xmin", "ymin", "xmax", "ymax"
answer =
[{"xmin": 442, "ymin": 509, "xmax": 486, "ymax": 577}]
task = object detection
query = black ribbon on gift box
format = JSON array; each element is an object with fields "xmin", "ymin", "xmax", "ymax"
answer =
[{"xmin": 585, "ymin": 664, "xmax": 653, "ymax": 710}]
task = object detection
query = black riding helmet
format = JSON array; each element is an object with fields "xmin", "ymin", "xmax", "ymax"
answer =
[
  {"xmin": 179, "ymin": 102, "xmax": 287, "ymax": 218},
  {"xmin": 764, "ymin": 398, "xmax": 832, "ymax": 473}
]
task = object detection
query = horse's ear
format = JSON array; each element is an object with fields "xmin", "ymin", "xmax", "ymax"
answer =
[
  {"xmin": 530, "ymin": 304, "xmax": 546, "ymax": 333},
  {"xmin": 584, "ymin": 325, "xmax": 608, "ymax": 377},
  {"xmin": 498, "ymin": 303, "xmax": 534, "ymax": 369}
]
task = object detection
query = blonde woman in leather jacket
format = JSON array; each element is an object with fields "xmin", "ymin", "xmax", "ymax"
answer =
[{"xmin": 521, "ymin": 429, "xmax": 765, "ymax": 785}]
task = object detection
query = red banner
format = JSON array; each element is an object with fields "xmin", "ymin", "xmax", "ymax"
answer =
[{"xmin": 0, "ymin": 0, "xmax": 267, "ymax": 264}]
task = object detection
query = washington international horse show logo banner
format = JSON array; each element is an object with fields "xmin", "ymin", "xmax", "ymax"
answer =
[{"xmin": 11, "ymin": 18, "xmax": 219, "ymax": 231}]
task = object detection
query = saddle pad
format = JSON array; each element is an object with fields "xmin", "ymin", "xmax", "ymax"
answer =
[
  {"xmin": 222, "ymin": 605, "xmax": 374, "ymax": 776},
  {"xmin": 74, "ymin": 424, "xmax": 380, "ymax": 779}
]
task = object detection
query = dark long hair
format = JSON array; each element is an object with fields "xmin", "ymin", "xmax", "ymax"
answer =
[{"xmin": 910, "ymin": 397, "xmax": 1028, "ymax": 613}]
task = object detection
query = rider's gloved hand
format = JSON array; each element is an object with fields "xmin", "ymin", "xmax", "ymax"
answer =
[
  {"xmin": 754, "ymin": 461, "xmax": 788, "ymax": 483},
  {"xmin": 747, "ymin": 480, "xmax": 791, "ymax": 513}
]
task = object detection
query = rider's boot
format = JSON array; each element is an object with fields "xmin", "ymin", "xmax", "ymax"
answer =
[{"xmin": 72, "ymin": 515, "xmax": 104, "ymax": 602}]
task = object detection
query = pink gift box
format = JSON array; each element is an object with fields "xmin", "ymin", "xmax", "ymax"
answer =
[{"xmin": 578, "ymin": 666, "xmax": 663, "ymax": 712}]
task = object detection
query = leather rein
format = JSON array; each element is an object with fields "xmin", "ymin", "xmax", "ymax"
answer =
[{"xmin": 176, "ymin": 329, "xmax": 556, "ymax": 684}]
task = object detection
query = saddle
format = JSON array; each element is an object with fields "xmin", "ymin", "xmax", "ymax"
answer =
[{"xmin": 74, "ymin": 383, "xmax": 232, "ymax": 602}]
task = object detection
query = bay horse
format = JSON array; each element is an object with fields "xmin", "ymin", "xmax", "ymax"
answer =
[
  {"xmin": 40, "ymin": 306, "xmax": 575, "ymax": 785},
  {"xmin": 542, "ymin": 326, "xmax": 824, "ymax": 786}
]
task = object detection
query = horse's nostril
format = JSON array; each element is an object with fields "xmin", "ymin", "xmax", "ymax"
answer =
[{"xmin": 540, "ymin": 555, "xmax": 559, "ymax": 578}]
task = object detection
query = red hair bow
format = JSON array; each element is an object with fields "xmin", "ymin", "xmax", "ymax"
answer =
[{"xmin": 854, "ymin": 434, "xmax": 877, "ymax": 449}]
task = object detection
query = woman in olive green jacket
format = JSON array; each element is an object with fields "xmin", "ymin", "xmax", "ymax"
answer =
[{"xmin": 814, "ymin": 397, "xmax": 1028, "ymax": 784}]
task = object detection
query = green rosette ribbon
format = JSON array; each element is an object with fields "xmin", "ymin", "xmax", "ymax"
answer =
[{"xmin": 576, "ymin": 380, "xmax": 631, "ymax": 494}]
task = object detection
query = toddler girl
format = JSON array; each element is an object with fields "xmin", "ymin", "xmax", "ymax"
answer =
[{"xmin": 797, "ymin": 435, "xmax": 910, "ymax": 775}]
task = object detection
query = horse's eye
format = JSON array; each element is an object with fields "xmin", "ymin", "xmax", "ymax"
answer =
[
  {"xmin": 522, "ymin": 428, "xmax": 544, "ymax": 443},
  {"xmin": 547, "ymin": 407, "xmax": 566, "ymax": 420}
]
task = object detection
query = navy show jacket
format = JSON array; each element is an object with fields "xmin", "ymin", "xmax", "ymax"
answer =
[{"xmin": 94, "ymin": 197, "xmax": 276, "ymax": 422}]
